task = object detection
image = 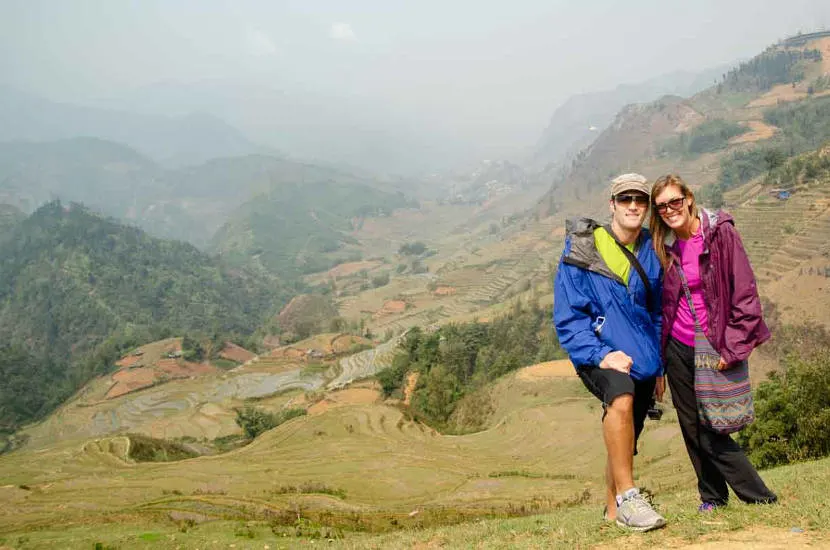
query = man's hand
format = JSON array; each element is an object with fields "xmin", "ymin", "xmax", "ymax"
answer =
[
  {"xmin": 599, "ymin": 350, "xmax": 633, "ymax": 374},
  {"xmin": 654, "ymin": 376, "xmax": 665, "ymax": 402}
]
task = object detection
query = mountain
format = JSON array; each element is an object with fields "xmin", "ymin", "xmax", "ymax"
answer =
[
  {"xmin": 0, "ymin": 86, "xmax": 263, "ymax": 167},
  {"xmin": 0, "ymin": 201, "xmax": 290, "ymax": 433},
  {"xmin": 92, "ymin": 80, "xmax": 476, "ymax": 175},
  {"xmin": 536, "ymin": 34, "xmax": 830, "ymax": 218},
  {"xmin": 212, "ymin": 179, "xmax": 417, "ymax": 278},
  {"xmin": 0, "ymin": 139, "xmax": 420, "ymax": 256},
  {"xmin": 531, "ymin": 64, "xmax": 734, "ymax": 170},
  {"xmin": 0, "ymin": 137, "xmax": 162, "ymax": 213}
]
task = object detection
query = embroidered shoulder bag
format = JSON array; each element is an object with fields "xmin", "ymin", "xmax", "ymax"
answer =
[{"xmin": 676, "ymin": 264, "xmax": 754, "ymax": 434}]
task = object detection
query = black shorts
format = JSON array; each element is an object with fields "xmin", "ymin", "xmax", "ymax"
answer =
[{"xmin": 577, "ymin": 366, "xmax": 657, "ymax": 453}]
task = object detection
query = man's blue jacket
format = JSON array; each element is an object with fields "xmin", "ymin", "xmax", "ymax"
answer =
[{"xmin": 553, "ymin": 218, "xmax": 663, "ymax": 380}]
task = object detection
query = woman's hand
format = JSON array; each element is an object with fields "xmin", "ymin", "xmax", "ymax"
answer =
[{"xmin": 717, "ymin": 357, "xmax": 728, "ymax": 370}]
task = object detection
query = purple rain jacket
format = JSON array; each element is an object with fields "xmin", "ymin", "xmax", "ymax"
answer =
[{"xmin": 660, "ymin": 208, "xmax": 770, "ymax": 364}]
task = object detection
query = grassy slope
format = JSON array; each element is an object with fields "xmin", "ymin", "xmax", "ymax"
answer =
[
  {"xmin": 0, "ymin": 370, "xmax": 690, "ymax": 544},
  {"xmin": 3, "ymin": 407, "xmax": 830, "ymax": 548}
]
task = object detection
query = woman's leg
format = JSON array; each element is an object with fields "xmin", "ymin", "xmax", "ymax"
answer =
[{"xmin": 665, "ymin": 338, "xmax": 729, "ymax": 505}]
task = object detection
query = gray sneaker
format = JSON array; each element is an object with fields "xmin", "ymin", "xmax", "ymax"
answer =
[{"xmin": 616, "ymin": 489, "xmax": 666, "ymax": 532}]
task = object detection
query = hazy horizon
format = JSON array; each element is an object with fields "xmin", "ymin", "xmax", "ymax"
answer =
[{"xmin": 2, "ymin": 0, "xmax": 830, "ymax": 170}]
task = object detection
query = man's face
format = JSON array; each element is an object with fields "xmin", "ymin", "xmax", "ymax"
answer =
[{"xmin": 609, "ymin": 191, "xmax": 649, "ymax": 232}]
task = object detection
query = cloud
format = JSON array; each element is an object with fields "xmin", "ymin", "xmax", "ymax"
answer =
[
  {"xmin": 246, "ymin": 29, "xmax": 278, "ymax": 56},
  {"xmin": 330, "ymin": 22, "xmax": 356, "ymax": 41}
]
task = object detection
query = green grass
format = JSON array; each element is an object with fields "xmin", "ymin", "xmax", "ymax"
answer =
[{"xmin": 3, "ymin": 456, "xmax": 830, "ymax": 548}]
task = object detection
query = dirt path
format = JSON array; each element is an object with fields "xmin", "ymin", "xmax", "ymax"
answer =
[
  {"xmin": 592, "ymin": 526, "xmax": 825, "ymax": 550},
  {"xmin": 673, "ymin": 526, "xmax": 824, "ymax": 549},
  {"xmin": 403, "ymin": 372, "xmax": 419, "ymax": 406}
]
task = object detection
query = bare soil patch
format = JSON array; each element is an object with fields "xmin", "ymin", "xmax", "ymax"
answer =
[
  {"xmin": 748, "ymin": 83, "xmax": 812, "ymax": 107},
  {"xmin": 308, "ymin": 388, "xmax": 381, "ymax": 415},
  {"xmin": 219, "ymin": 342, "xmax": 255, "ymax": 363},
  {"xmin": 374, "ymin": 300, "xmax": 408, "ymax": 317},
  {"xmin": 516, "ymin": 359, "xmax": 576, "ymax": 381},
  {"xmin": 433, "ymin": 286, "xmax": 456, "ymax": 296},
  {"xmin": 107, "ymin": 367, "xmax": 157, "ymax": 399},
  {"xmin": 592, "ymin": 526, "xmax": 824, "ymax": 550},
  {"xmin": 730, "ymin": 120, "xmax": 777, "ymax": 144},
  {"xmin": 672, "ymin": 526, "xmax": 825, "ymax": 549},
  {"xmin": 105, "ymin": 361, "xmax": 216, "ymax": 400},
  {"xmin": 114, "ymin": 354, "xmax": 142, "ymax": 368}
]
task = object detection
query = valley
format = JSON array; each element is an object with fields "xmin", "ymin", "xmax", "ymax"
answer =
[{"xmin": 4, "ymin": 27, "xmax": 830, "ymax": 550}]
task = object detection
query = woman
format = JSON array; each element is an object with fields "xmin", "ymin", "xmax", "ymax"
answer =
[{"xmin": 649, "ymin": 174, "xmax": 777, "ymax": 511}]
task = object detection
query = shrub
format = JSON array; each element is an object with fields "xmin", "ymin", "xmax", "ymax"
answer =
[
  {"xmin": 739, "ymin": 340, "xmax": 830, "ymax": 468},
  {"xmin": 371, "ymin": 273, "xmax": 390, "ymax": 288},
  {"xmin": 235, "ymin": 406, "xmax": 307, "ymax": 439},
  {"xmin": 127, "ymin": 434, "xmax": 198, "ymax": 462},
  {"xmin": 398, "ymin": 241, "xmax": 427, "ymax": 256},
  {"xmin": 665, "ymin": 119, "xmax": 746, "ymax": 157}
]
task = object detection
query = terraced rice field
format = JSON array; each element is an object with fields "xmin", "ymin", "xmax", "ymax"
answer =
[
  {"xmin": 730, "ymin": 179, "xmax": 830, "ymax": 286},
  {"xmin": 328, "ymin": 335, "xmax": 404, "ymax": 389},
  {"xmin": 0, "ymin": 366, "xmax": 692, "ymax": 535}
]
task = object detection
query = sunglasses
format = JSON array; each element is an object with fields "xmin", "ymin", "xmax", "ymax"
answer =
[
  {"xmin": 613, "ymin": 194, "xmax": 649, "ymax": 207},
  {"xmin": 653, "ymin": 197, "xmax": 686, "ymax": 214}
]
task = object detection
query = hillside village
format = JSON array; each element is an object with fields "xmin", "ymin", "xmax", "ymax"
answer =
[{"xmin": 5, "ymin": 23, "xmax": 830, "ymax": 549}]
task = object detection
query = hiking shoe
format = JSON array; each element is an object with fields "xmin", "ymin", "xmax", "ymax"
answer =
[
  {"xmin": 698, "ymin": 502, "xmax": 719, "ymax": 513},
  {"xmin": 616, "ymin": 489, "xmax": 666, "ymax": 532}
]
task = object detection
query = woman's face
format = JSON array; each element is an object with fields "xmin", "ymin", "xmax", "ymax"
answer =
[{"xmin": 653, "ymin": 184, "xmax": 693, "ymax": 232}]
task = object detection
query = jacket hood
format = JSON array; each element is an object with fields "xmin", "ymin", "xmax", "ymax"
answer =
[
  {"xmin": 564, "ymin": 217, "xmax": 652, "ymax": 284},
  {"xmin": 662, "ymin": 208, "xmax": 733, "ymax": 249}
]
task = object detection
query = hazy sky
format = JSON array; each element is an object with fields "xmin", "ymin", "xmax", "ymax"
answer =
[{"xmin": 2, "ymin": 0, "xmax": 830, "ymax": 156}]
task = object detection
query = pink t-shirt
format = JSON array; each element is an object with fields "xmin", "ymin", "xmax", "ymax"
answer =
[{"xmin": 671, "ymin": 229, "xmax": 709, "ymax": 346}]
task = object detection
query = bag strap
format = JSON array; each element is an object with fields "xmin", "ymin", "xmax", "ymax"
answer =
[
  {"xmin": 675, "ymin": 264, "xmax": 705, "ymax": 332},
  {"xmin": 603, "ymin": 225, "xmax": 653, "ymax": 312}
]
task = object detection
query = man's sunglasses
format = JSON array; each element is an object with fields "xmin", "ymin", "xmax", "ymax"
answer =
[
  {"xmin": 653, "ymin": 197, "xmax": 686, "ymax": 214},
  {"xmin": 613, "ymin": 194, "xmax": 649, "ymax": 207}
]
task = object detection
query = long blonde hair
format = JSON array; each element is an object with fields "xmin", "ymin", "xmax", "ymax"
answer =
[{"xmin": 649, "ymin": 174, "xmax": 699, "ymax": 269}]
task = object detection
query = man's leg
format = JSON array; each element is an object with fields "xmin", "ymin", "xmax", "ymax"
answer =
[
  {"xmin": 578, "ymin": 367, "xmax": 664, "ymax": 530},
  {"xmin": 604, "ymin": 393, "xmax": 636, "ymax": 495},
  {"xmin": 605, "ymin": 456, "xmax": 617, "ymax": 520}
]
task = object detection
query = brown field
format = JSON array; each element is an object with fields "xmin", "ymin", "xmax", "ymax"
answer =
[
  {"xmin": 730, "ymin": 120, "xmax": 777, "ymax": 144},
  {"xmin": 515, "ymin": 359, "xmax": 576, "ymax": 381},
  {"xmin": 218, "ymin": 342, "xmax": 255, "ymax": 363},
  {"xmin": 433, "ymin": 286, "xmax": 456, "ymax": 296},
  {"xmin": 308, "ymin": 386, "xmax": 382, "ymax": 415},
  {"xmin": 375, "ymin": 299, "xmax": 408, "ymax": 317}
]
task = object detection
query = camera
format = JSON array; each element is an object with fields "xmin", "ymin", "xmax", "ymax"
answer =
[{"xmin": 647, "ymin": 399, "xmax": 663, "ymax": 421}]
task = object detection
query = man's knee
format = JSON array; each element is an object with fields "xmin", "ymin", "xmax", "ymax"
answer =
[{"xmin": 606, "ymin": 392, "xmax": 634, "ymax": 413}]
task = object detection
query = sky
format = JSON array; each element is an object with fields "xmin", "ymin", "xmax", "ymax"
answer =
[{"xmin": 2, "ymin": 0, "xmax": 830, "ymax": 163}]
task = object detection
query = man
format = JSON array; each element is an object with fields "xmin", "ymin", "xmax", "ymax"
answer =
[{"xmin": 553, "ymin": 173, "xmax": 666, "ymax": 532}]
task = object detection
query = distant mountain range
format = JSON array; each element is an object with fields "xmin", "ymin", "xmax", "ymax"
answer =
[
  {"xmin": 0, "ymin": 86, "xmax": 266, "ymax": 167},
  {"xmin": 531, "ymin": 64, "xmax": 736, "ymax": 170},
  {"xmin": 0, "ymin": 136, "xmax": 418, "ymax": 281},
  {"xmin": 86, "ymin": 80, "xmax": 477, "ymax": 175}
]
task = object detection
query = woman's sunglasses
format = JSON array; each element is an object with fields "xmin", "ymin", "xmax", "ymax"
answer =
[{"xmin": 653, "ymin": 197, "xmax": 686, "ymax": 214}]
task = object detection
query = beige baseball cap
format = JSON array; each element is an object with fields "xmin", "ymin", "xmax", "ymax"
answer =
[{"xmin": 610, "ymin": 173, "xmax": 650, "ymax": 197}]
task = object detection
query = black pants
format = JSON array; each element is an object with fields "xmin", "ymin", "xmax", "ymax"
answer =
[{"xmin": 665, "ymin": 337, "xmax": 777, "ymax": 505}]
